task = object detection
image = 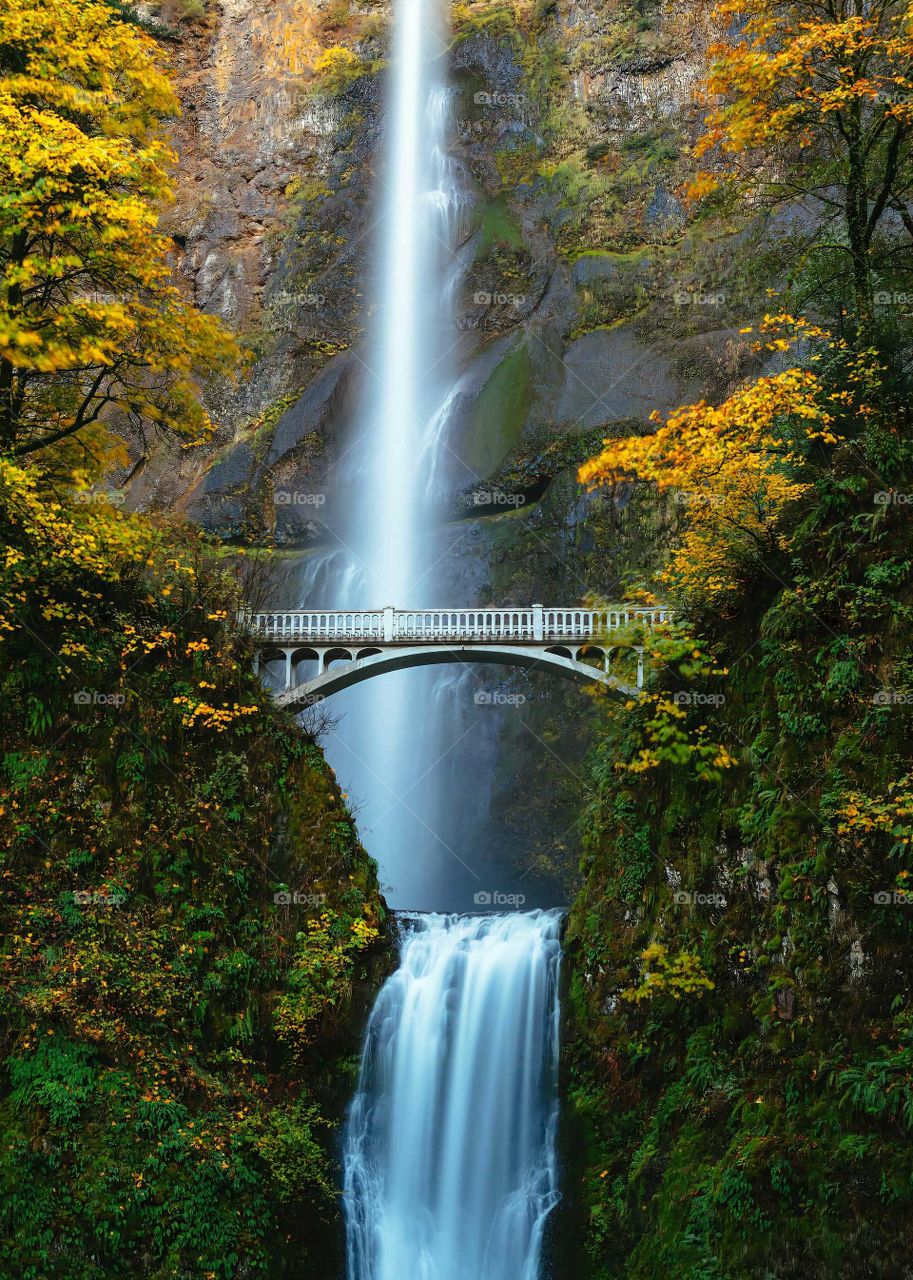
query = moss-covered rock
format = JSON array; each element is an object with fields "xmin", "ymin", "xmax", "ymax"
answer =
[{"xmin": 0, "ymin": 502, "xmax": 393, "ymax": 1280}]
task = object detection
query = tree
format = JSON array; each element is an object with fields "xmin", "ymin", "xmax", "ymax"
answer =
[
  {"xmin": 691, "ymin": 0, "xmax": 913, "ymax": 323},
  {"xmin": 579, "ymin": 319, "xmax": 853, "ymax": 605},
  {"xmin": 0, "ymin": 0, "xmax": 237, "ymax": 465}
]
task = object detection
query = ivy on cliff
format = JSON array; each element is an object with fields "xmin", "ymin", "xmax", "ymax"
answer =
[
  {"xmin": 0, "ymin": 4, "xmax": 389, "ymax": 1276},
  {"xmin": 565, "ymin": 2, "xmax": 913, "ymax": 1274}
]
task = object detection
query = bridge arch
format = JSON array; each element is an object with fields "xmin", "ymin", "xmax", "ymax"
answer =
[
  {"xmin": 324, "ymin": 645, "xmax": 355, "ymax": 668},
  {"xmin": 274, "ymin": 643, "xmax": 643, "ymax": 711}
]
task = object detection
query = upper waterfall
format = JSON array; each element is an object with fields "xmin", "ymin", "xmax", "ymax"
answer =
[
  {"xmin": 304, "ymin": 0, "xmax": 480, "ymax": 912},
  {"xmin": 351, "ymin": 0, "xmax": 459, "ymax": 600}
]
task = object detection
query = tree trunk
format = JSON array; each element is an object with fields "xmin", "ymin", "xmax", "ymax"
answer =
[{"xmin": 0, "ymin": 230, "xmax": 28, "ymax": 449}]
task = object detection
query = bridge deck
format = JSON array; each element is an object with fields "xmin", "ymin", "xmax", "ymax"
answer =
[{"xmin": 246, "ymin": 605, "xmax": 668, "ymax": 647}]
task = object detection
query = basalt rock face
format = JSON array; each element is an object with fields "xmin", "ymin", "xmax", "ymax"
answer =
[
  {"xmin": 131, "ymin": 0, "xmax": 734, "ymax": 552},
  {"xmin": 155, "ymin": 0, "xmax": 352, "ymax": 331}
]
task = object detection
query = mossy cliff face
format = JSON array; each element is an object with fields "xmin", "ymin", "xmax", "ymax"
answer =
[
  {"xmin": 552, "ymin": 332, "xmax": 913, "ymax": 1276},
  {"xmin": 0, "ymin": 527, "xmax": 392, "ymax": 1280}
]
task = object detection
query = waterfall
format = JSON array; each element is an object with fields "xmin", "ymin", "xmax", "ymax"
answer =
[
  {"xmin": 349, "ymin": 0, "xmax": 459, "ymax": 592},
  {"xmin": 343, "ymin": 911, "xmax": 563, "ymax": 1280},
  {"xmin": 298, "ymin": 0, "xmax": 480, "ymax": 911},
  {"xmin": 306, "ymin": 3, "xmax": 565, "ymax": 1274}
]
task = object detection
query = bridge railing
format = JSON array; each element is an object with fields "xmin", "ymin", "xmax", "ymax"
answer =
[
  {"xmin": 542, "ymin": 608, "xmax": 668, "ymax": 639},
  {"xmin": 394, "ymin": 609, "xmax": 536, "ymax": 640},
  {"xmin": 245, "ymin": 605, "xmax": 669, "ymax": 645},
  {"xmin": 247, "ymin": 611, "xmax": 385, "ymax": 642}
]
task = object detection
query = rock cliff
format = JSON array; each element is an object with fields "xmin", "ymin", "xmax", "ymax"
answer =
[{"xmin": 131, "ymin": 0, "xmax": 735, "ymax": 548}]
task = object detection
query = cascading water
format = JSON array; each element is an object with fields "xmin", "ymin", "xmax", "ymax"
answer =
[
  {"xmin": 347, "ymin": 0, "xmax": 462, "ymax": 592},
  {"xmin": 302, "ymin": 0, "xmax": 566, "ymax": 1272},
  {"xmin": 343, "ymin": 911, "xmax": 563, "ymax": 1280},
  {"xmin": 296, "ymin": 0, "xmax": 482, "ymax": 912}
]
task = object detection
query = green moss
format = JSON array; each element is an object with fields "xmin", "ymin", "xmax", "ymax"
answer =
[
  {"xmin": 170, "ymin": 0, "xmax": 207, "ymax": 21},
  {"xmin": 451, "ymin": 1, "xmax": 521, "ymax": 44},
  {"xmin": 0, "ymin": 507, "xmax": 391, "ymax": 1280},
  {"xmin": 243, "ymin": 390, "xmax": 300, "ymax": 451},
  {"xmin": 466, "ymin": 339, "xmax": 532, "ymax": 477},
  {"xmin": 474, "ymin": 198, "xmax": 526, "ymax": 259}
]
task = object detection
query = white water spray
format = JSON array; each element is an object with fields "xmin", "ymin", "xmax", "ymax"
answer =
[
  {"xmin": 305, "ymin": 0, "xmax": 474, "ymax": 909},
  {"xmin": 314, "ymin": 4, "xmax": 564, "ymax": 1273},
  {"xmin": 344, "ymin": 911, "xmax": 562, "ymax": 1280},
  {"xmin": 352, "ymin": 0, "xmax": 460, "ymax": 596}
]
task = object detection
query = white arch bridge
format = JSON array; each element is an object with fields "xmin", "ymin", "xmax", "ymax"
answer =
[{"xmin": 246, "ymin": 605, "xmax": 670, "ymax": 710}]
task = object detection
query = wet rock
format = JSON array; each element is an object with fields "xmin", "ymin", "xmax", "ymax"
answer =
[
  {"xmin": 263, "ymin": 352, "xmax": 357, "ymax": 471},
  {"xmin": 646, "ymin": 184, "xmax": 685, "ymax": 229},
  {"xmin": 571, "ymin": 253, "xmax": 626, "ymax": 288},
  {"xmin": 555, "ymin": 328, "xmax": 688, "ymax": 428},
  {"xmin": 197, "ymin": 440, "xmax": 256, "ymax": 496}
]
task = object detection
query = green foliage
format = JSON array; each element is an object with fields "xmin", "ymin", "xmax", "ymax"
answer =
[
  {"xmin": 7, "ymin": 1038, "xmax": 96, "ymax": 1127},
  {"xmin": 253, "ymin": 1101, "xmax": 337, "ymax": 1207},
  {"xmin": 0, "ymin": 474, "xmax": 389, "ymax": 1278},
  {"xmin": 566, "ymin": 328, "xmax": 913, "ymax": 1277}
]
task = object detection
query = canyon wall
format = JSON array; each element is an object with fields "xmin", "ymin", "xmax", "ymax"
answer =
[{"xmin": 131, "ymin": 0, "xmax": 751, "ymax": 888}]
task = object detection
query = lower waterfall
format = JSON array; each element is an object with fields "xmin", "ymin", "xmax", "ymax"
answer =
[{"xmin": 343, "ymin": 911, "xmax": 562, "ymax": 1280}]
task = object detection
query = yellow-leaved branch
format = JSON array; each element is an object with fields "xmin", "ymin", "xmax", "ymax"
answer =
[
  {"xmin": 579, "ymin": 353, "xmax": 837, "ymax": 603},
  {"xmin": 0, "ymin": 0, "xmax": 238, "ymax": 465}
]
